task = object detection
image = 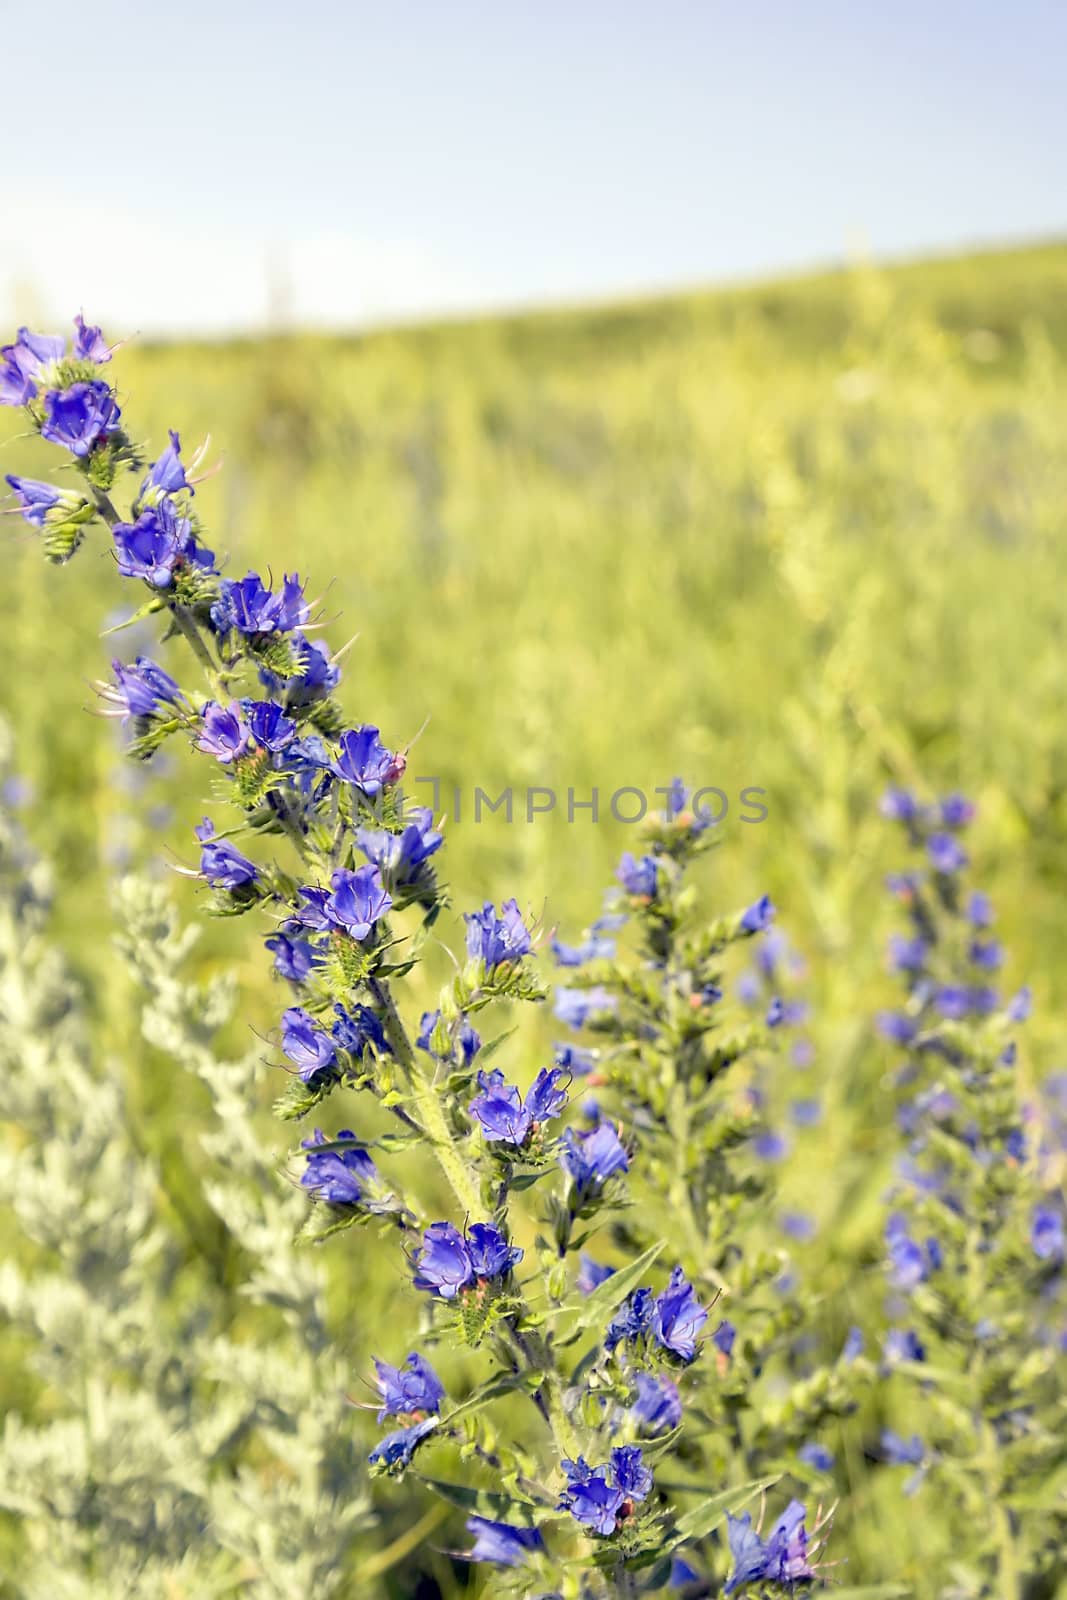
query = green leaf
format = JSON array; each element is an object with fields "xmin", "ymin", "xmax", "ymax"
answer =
[
  {"xmin": 476, "ymin": 1027, "xmax": 518, "ymax": 1064},
  {"xmin": 414, "ymin": 1476, "xmax": 551, "ymax": 1526},
  {"xmin": 441, "ymin": 1372, "xmax": 537, "ymax": 1424},
  {"xmin": 555, "ymin": 1239, "xmax": 666, "ymax": 1337},
  {"xmin": 668, "ymin": 1475, "xmax": 777, "ymax": 1544},
  {"xmin": 100, "ymin": 596, "xmax": 166, "ymax": 635}
]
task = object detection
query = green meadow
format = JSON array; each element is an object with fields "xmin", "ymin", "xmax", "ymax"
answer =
[{"xmin": 1, "ymin": 240, "xmax": 1066, "ymax": 1594}]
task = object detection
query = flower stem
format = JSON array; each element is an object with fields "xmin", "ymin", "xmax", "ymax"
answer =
[{"xmin": 369, "ymin": 975, "xmax": 486, "ymax": 1222}]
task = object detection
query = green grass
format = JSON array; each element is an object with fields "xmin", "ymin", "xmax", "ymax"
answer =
[{"xmin": 2, "ymin": 238, "xmax": 1066, "ymax": 1593}]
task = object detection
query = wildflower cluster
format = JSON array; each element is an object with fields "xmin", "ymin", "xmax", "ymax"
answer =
[
  {"xmin": 0, "ymin": 317, "xmax": 888, "ymax": 1596},
  {"xmin": 876, "ymin": 789, "xmax": 1066, "ymax": 1596},
  {"xmin": 550, "ymin": 782, "xmax": 868, "ymax": 1498}
]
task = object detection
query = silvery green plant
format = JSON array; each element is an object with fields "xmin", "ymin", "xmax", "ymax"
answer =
[
  {"xmin": 0, "ymin": 721, "xmax": 371, "ymax": 1597},
  {"xmin": 1, "ymin": 317, "xmax": 903, "ymax": 1598},
  {"xmin": 875, "ymin": 790, "xmax": 1066, "ymax": 1600}
]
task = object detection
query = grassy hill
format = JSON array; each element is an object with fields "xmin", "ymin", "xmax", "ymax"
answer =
[{"xmin": 4, "ymin": 240, "xmax": 1065, "ymax": 1009}]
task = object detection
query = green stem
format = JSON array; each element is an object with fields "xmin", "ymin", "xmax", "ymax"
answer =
[
  {"xmin": 168, "ymin": 603, "xmax": 226, "ymax": 696},
  {"xmin": 370, "ymin": 976, "xmax": 485, "ymax": 1222}
]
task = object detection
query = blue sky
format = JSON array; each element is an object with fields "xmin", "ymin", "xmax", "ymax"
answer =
[{"xmin": 4, "ymin": 0, "xmax": 1064, "ymax": 333}]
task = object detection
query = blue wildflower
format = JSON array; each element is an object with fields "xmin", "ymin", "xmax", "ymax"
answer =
[
  {"xmin": 323, "ymin": 865, "xmax": 392, "ymax": 939},
  {"xmin": 577, "ymin": 1255, "xmax": 615, "ymax": 1294},
  {"xmin": 72, "ymin": 314, "xmax": 111, "ymax": 363},
  {"xmin": 724, "ymin": 1501, "xmax": 816, "ymax": 1592},
  {"xmin": 886, "ymin": 1215, "xmax": 940, "ymax": 1290},
  {"xmin": 928, "ymin": 832, "xmax": 967, "ymax": 874},
  {"xmin": 713, "ymin": 1319, "xmax": 736, "ymax": 1357},
  {"xmin": 368, "ymin": 1416, "xmax": 437, "ymax": 1473},
  {"xmin": 558, "ymin": 1457, "xmax": 626, "ymax": 1536},
  {"xmin": 968, "ymin": 937, "xmax": 1003, "ymax": 971},
  {"xmin": 6, "ymin": 475, "xmax": 90, "ymax": 530},
  {"xmin": 877, "ymin": 1011, "xmax": 918, "ymax": 1045},
  {"xmin": 940, "ymin": 793, "xmax": 975, "ymax": 828},
  {"xmin": 280, "ymin": 1006, "xmax": 337, "ymax": 1083},
  {"xmin": 357, "ymin": 808, "xmax": 442, "ymax": 881},
  {"xmin": 780, "ymin": 1211, "xmax": 817, "ymax": 1241},
  {"xmin": 198, "ymin": 701, "xmax": 253, "ymax": 764},
  {"xmin": 762, "ymin": 1501, "xmax": 816, "ymax": 1585},
  {"xmin": 524, "ymin": 1066, "xmax": 570, "ymax": 1123},
  {"xmin": 881, "ymin": 1430, "xmax": 924, "ymax": 1466},
  {"xmin": 754, "ymin": 929, "xmax": 790, "ymax": 979},
  {"xmin": 194, "ymin": 818, "xmax": 257, "ymax": 888},
  {"xmin": 550, "ymin": 933, "xmax": 616, "ymax": 966},
  {"xmin": 1032, "ymin": 1205, "xmax": 1065, "ymax": 1261},
  {"xmin": 889, "ymin": 935, "xmax": 929, "ymax": 974},
  {"xmin": 373, "ymin": 1352, "xmax": 445, "ymax": 1422},
  {"xmin": 211, "ymin": 570, "xmax": 309, "ymax": 635},
  {"xmin": 967, "ymin": 890, "xmax": 994, "ymax": 926},
  {"xmin": 113, "ymin": 499, "xmax": 215, "ymax": 587},
  {"xmin": 41, "ymin": 381, "xmax": 121, "ymax": 456},
  {"xmin": 766, "ymin": 995, "xmax": 808, "ymax": 1029},
  {"xmin": 737, "ymin": 972, "xmax": 761, "ymax": 1006},
  {"xmin": 553, "ymin": 986, "xmax": 617, "ymax": 1028},
  {"xmin": 1008, "ymin": 986, "xmax": 1033, "ymax": 1022},
  {"xmin": 299, "ymin": 1129, "xmax": 386, "ymax": 1208},
  {"xmin": 724, "ymin": 1509, "xmax": 772, "ymax": 1594},
  {"xmin": 739, "ymin": 895, "xmax": 775, "ymax": 934},
  {"xmin": 245, "ymin": 699, "xmax": 297, "ymax": 752},
  {"xmin": 610, "ymin": 1444, "xmax": 653, "ymax": 1500},
  {"xmin": 606, "ymin": 1288, "xmax": 655, "ymax": 1351},
  {"xmin": 841, "ymin": 1326, "xmax": 864, "ymax": 1363},
  {"xmin": 332, "ymin": 725, "xmax": 400, "ymax": 795},
  {"xmin": 140, "ymin": 429, "xmax": 189, "ymax": 498},
  {"xmin": 464, "ymin": 1516, "xmax": 544, "ymax": 1567},
  {"xmin": 265, "ymin": 931, "xmax": 319, "ymax": 983},
  {"xmin": 560, "ymin": 1122, "xmax": 629, "ymax": 1191},
  {"xmin": 292, "ymin": 886, "xmax": 332, "ymax": 932},
  {"xmin": 883, "ymin": 1328, "xmax": 926, "ymax": 1365},
  {"xmin": 934, "ymin": 984, "xmax": 970, "ymax": 1019},
  {"xmin": 0, "ymin": 328, "xmax": 63, "ymax": 405},
  {"xmin": 652, "ymin": 1267, "xmax": 706, "ymax": 1361},
  {"xmin": 554, "ymin": 1042, "xmax": 599, "ymax": 1074},
  {"xmin": 411, "ymin": 1222, "xmax": 472, "ymax": 1299},
  {"xmin": 469, "ymin": 1066, "xmax": 567, "ymax": 1146},
  {"xmin": 411, "ymin": 1221, "xmax": 521, "ymax": 1298},
  {"xmin": 466, "ymin": 1222, "xmax": 523, "ymax": 1279},
  {"xmin": 880, "ymin": 788, "xmax": 919, "ymax": 823},
  {"xmin": 790, "ymin": 1099, "xmax": 822, "ymax": 1128},
  {"xmin": 464, "ymin": 898, "xmax": 533, "ymax": 966},
  {"xmin": 799, "ymin": 1442, "xmax": 835, "ymax": 1472},
  {"xmin": 258, "ymin": 631, "xmax": 340, "ymax": 702},
  {"xmin": 670, "ymin": 1553, "xmax": 701, "ymax": 1587},
  {"xmin": 105, "ymin": 656, "xmax": 183, "ymax": 720},
  {"xmin": 753, "ymin": 1130, "xmax": 789, "ymax": 1161},
  {"xmin": 593, "ymin": 911, "xmax": 628, "ymax": 933},
  {"xmin": 630, "ymin": 1371, "xmax": 682, "ymax": 1431},
  {"xmin": 616, "ymin": 852, "xmax": 658, "ymax": 898},
  {"xmin": 467, "ymin": 1071, "xmax": 525, "ymax": 1144},
  {"xmin": 331, "ymin": 1002, "xmax": 389, "ymax": 1058}
]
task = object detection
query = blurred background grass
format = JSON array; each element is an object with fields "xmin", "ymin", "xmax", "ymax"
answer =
[{"xmin": 1, "ymin": 240, "xmax": 1066, "ymax": 1592}]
